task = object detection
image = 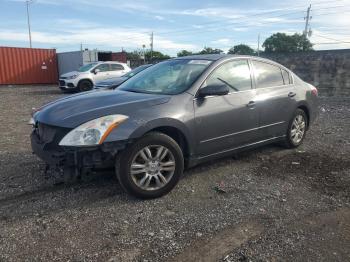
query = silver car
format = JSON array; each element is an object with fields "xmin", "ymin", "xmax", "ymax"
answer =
[
  {"xmin": 59, "ymin": 61, "xmax": 131, "ymax": 92},
  {"xmin": 31, "ymin": 54, "xmax": 318, "ymax": 199}
]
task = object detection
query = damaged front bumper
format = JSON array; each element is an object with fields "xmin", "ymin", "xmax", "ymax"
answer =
[{"xmin": 30, "ymin": 122, "xmax": 129, "ymax": 177}]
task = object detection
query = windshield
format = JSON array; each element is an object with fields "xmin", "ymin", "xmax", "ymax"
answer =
[
  {"xmin": 78, "ymin": 63, "xmax": 98, "ymax": 72},
  {"xmin": 124, "ymin": 65, "xmax": 152, "ymax": 78},
  {"xmin": 118, "ymin": 59, "xmax": 212, "ymax": 95}
]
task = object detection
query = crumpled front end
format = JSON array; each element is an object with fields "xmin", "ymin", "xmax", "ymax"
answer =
[{"xmin": 30, "ymin": 122, "xmax": 128, "ymax": 178}]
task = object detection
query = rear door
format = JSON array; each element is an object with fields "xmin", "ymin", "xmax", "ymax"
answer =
[
  {"xmin": 251, "ymin": 60, "xmax": 297, "ymax": 139},
  {"xmin": 194, "ymin": 59, "xmax": 259, "ymax": 157},
  {"xmin": 109, "ymin": 63, "xmax": 126, "ymax": 77}
]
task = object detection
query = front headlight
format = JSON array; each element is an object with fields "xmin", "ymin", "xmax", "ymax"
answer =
[
  {"xmin": 59, "ymin": 114, "xmax": 128, "ymax": 146},
  {"xmin": 67, "ymin": 74, "xmax": 78, "ymax": 79}
]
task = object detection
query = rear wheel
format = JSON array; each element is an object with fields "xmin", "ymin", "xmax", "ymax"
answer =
[
  {"xmin": 283, "ymin": 109, "xmax": 308, "ymax": 148},
  {"xmin": 115, "ymin": 132, "xmax": 184, "ymax": 199},
  {"xmin": 78, "ymin": 80, "xmax": 93, "ymax": 92}
]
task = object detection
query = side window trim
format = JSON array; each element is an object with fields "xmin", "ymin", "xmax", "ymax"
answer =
[
  {"xmin": 248, "ymin": 59, "xmax": 257, "ymax": 90},
  {"xmin": 281, "ymin": 68, "xmax": 294, "ymax": 86}
]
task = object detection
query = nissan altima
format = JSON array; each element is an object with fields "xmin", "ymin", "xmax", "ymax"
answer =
[{"xmin": 30, "ymin": 54, "xmax": 318, "ymax": 198}]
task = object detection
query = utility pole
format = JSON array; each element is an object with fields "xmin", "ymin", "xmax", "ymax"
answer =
[
  {"xmin": 303, "ymin": 4, "xmax": 312, "ymax": 38},
  {"xmin": 257, "ymin": 33, "xmax": 260, "ymax": 56},
  {"xmin": 26, "ymin": 0, "xmax": 33, "ymax": 48},
  {"xmin": 142, "ymin": 44, "xmax": 146, "ymax": 64},
  {"xmin": 150, "ymin": 32, "xmax": 153, "ymax": 63}
]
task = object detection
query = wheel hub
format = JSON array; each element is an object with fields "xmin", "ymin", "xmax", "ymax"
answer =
[{"xmin": 148, "ymin": 161, "xmax": 160, "ymax": 174}]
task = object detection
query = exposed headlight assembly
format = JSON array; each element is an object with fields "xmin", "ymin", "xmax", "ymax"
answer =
[{"xmin": 59, "ymin": 114, "xmax": 128, "ymax": 146}]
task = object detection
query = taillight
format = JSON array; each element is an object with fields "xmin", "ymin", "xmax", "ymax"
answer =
[{"xmin": 310, "ymin": 85, "xmax": 318, "ymax": 96}]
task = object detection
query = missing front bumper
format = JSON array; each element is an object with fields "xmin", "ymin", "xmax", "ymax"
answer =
[{"xmin": 31, "ymin": 130, "xmax": 129, "ymax": 178}]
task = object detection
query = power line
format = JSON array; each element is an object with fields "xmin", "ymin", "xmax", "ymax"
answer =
[
  {"xmin": 61, "ymin": 0, "xmax": 350, "ymax": 51},
  {"xmin": 313, "ymin": 33, "xmax": 350, "ymax": 43},
  {"xmin": 154, "ymin": 5, "xmax": 349, "ymax": 39},
  {"xmin": 112, "ymin": 2, "xmax": 348, "ymax": 42},
  {"xmin": 315, "ymin": 42, "xmax": 350, "ymax": 45}
]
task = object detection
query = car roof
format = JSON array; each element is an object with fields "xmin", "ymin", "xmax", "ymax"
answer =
[
  {"xmin": 173, "ymin": 54, "xmax": 279, "ymax": 62},
  {"xmin": 96, "ymin": 61, "xmax": 128, "ymax": 65},
  {"xmin": 173, "ymin": 54, "xmax": 291, "ymax": 71},
  {"xmin": 174, "ymin": 54, "xmax": 228, "ymax": 61}
]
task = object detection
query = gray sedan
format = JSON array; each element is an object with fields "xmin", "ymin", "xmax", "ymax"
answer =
[{"xmin": 30, "ymin": 54, "xmax": 318, "ymax": 198}]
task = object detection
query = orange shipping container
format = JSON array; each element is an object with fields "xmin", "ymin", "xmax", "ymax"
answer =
[{"xmin": 0, "ymin": 46, "xmax": 58, "ymax": 85}]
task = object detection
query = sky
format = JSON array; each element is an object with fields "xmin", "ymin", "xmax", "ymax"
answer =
[{"xmin": 1, "ymin": 0, "xmax": 350, "ymax": 56}]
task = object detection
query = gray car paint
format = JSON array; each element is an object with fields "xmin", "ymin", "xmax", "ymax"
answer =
[{"xmin": 33, "ymin": 54, "xmax": 318, "ymax": 167}]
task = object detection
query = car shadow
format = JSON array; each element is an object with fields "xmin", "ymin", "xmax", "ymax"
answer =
[{"xmin": 0, "ymin": 143, "xmax": 285, "ymax": 222}]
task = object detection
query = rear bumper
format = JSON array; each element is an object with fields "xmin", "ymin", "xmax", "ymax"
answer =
[{"xmin": 308, "ymin": 96, "xmax": 319, "ymax": 126}]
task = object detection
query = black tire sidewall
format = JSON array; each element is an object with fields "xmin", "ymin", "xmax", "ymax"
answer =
[
  {"xmin": 79, "ymin": 80, "xmax": 93, "ymax": 92},
  {"xmin": 285, "ymin": 109, "xmax": 308, "ymax": 148},
  {"xmin": 116, "ymin": 132, "xmax": 184, "ymax": 199}
]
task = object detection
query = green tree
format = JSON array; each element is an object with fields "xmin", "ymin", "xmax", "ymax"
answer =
[
  {"xmin": 198, "ymin": 47, "xmax": 223, "ymax": 54},
  {"xmin": 126, "ymin": 50, "xmax": 142, "ymax": 61},
  {"xmin": 228, "ymin": 44, "xmax": 255, "ymax": 55},
  {"xmin": 145, "ymin": 50, "xmax": 171, "ymax": 61},
  {"xmin": 177, "ymin": 50, "xmax": 193, "ymax": 57},
  {"xmin": 263, "ymin": 33, "xmax": 313, "ymax": 53}
]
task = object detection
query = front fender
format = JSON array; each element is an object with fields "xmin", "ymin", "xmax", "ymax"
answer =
[{"xmin": 104, "ymin": 117, "xmax": 195, "ymax": 154}]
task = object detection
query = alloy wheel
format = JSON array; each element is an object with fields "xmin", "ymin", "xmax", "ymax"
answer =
[
  {"xmin": 130, "ymin": 145, "xmax": 176, "ymax": 191},
  {"xmin": 290, "ymin": 114, "xmax": 306, "ymax": 144}
]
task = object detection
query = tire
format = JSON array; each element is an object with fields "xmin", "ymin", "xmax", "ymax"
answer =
[
  {"xmin": 283, "ymin": 109, "xmax": 308, "ymax": 148},
  {"xmin": 115, "ymin": 132, "xmax": 184, "ymax": 199},
  {"xmin": 78, "ymin": 80, "xmax": 93, "ymax": 92}
]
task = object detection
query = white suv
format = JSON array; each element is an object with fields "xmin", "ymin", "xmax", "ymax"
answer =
[{"xmin": 59, "ymin": 61, "xmax": 131, "ymax": 92}]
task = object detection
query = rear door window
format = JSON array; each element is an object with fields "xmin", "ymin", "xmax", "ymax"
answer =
[
  {"xmin": 205, "ymin": 59, "xmax": 252, "ymax": 92},
  {"xmin": 252, "ymin": 60, "xmax": 284, "ymax": 88},
  {"xmin": 111, "ymin": 64, "xmax": 124, "ymax": 71}
]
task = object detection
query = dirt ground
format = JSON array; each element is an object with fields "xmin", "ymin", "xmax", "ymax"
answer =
[{"xmin": 0, "ymin": 85, "xmax": 349, "ymax": 262}]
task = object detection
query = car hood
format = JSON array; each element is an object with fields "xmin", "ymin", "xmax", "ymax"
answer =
[
  {"xmin": 35, "ymin": 90, "xmax": 171, "ymax": 128},
  {"xmin": 60, "ymin": 71, "xmax": 81, "ymax": 78}
]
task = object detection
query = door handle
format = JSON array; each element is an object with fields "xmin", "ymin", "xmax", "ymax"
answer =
[
  {"xmin": 288, "ymin": 92, "xmax": 296, "ymax": 97},
  {"xmin": 247, "ymin": 101, "xmax": 256, "ymax": 108}
]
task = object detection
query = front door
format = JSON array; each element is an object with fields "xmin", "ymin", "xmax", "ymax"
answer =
[
  {"xmin": 93, "ymin": 63, "xmax": 111, "ymax": 82},
  {"xmin": 194, "ymin": 59, "xmax": 259, "ymax": 158}
]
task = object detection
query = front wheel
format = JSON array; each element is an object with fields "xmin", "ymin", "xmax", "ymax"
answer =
[
  {"xmin": 283, "ymin": 109, "xmax": 308, "ymax": 148},
  {"xmin": 115, "ymin": 132, "xmax": 184, "ymax": 199},
  {"xmin": 78, "ymin": 80, "xmax": 93, "ymax": 92}
]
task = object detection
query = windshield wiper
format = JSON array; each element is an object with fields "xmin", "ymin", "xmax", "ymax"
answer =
[
  {"xmin": 124, "ymin": 89, "xmax": 144, "ymax": 93},
  {"xmin": 217, "ymin": 77, "xmax": 239, "ymax": 92}
]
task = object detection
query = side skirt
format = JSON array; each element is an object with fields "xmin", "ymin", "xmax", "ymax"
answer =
[{"xmin": 186, "ymin": 136, "xmax": 286, "ymax": 168}]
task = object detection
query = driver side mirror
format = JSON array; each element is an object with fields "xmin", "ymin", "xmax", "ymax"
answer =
[
  {"xmin": 93, "ymin": 68, "xmax": 101, "ymax": 74},
  {"xmin": 198, "ymin": 84, "xmax": 230, "ymax": 98}
]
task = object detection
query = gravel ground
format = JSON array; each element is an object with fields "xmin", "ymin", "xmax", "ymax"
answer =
[{"xmin": 0, "ymin": 85, "xmax": 349, "ymax": 262}]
